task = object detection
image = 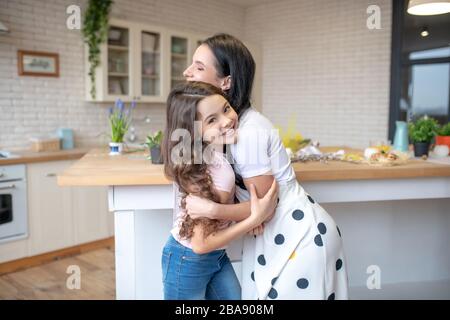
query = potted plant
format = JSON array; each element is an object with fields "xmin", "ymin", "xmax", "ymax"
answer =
[
  {"xmin": 436, "ymin": 122, "xmax": 450, "ymax": 155},
  {"xmin": 108, "ymin": 99, "xmax": 135, "ymax": 155},
  {"xmin": 146, "ymin": 130, "xmax": 163, "ymax": 164},
  {"xmin": 408, "ymin": 116, "xmax": 439, "ymax": 157},
  {"xmin": 82, "ymin": 0, "xmax": 113, "ymax": 99}
]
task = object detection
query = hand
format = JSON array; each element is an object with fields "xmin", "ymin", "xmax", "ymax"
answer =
[
  {"xmin": 185, "ymin": 194, "xmax": 217, "ymax": 219},
  {"xmin": 249, "ymin": 179, "xmax": 279, "ymax": 226},
  {"xmin": 248, "ymin": 223, "xmax": 265, "ymax": 236}
]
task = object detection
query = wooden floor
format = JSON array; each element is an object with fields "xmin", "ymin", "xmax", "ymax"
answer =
[{"xmin": 0, "ymin": 248, "xmax": 115, "ymax": 300}]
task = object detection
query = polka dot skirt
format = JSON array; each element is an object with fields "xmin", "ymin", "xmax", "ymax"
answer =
[{"xmin": 241, "ymin": 180, "xmax": 349, "ymax": 300}]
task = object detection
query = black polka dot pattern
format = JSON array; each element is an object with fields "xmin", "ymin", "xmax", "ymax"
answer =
[
  {"xmin": 318, "ymin": 222, "xmax": 327, "ymax": 235},
  {"xmin": 271, "ymin": 277, "xmax": 278, "ymax": 285},
  {"xmin": 314, "ymin": 234, "xmax": 323, "ymax": 247},
  {"xmin": 257, "ymin": 255, "xmax": 266, "ymax": 266},
  {"xmin": 274, "ymin": 234, "xmax": 285, "ymax": 245},
  {"xmin": 337, "ymin": 226, "xmax": 342, "ymax": 237},
  {"xmin": 307, "ymin": 195, "xmax": 315, "ymax": 204},
  {"xmin": 292, "ymin": 209, "xmax": 304, "ymax": 221},
  {"xmin": 328, "ymin": 293, "xmax": 335, "ymax": 300},
  {"xmin": 251, "ymin": 271, "xmax": 255, "ymax": 281},
  {"xmin": 268, "ymin": 288, "xmax": 278, "ymax": 299},
  {"xmin": 336, "ymin": 259, "xmax": 343, "ymax": 271},
  {"xmin": 297, "ymin": 278, "xmax": 309, "ymax": 289}
]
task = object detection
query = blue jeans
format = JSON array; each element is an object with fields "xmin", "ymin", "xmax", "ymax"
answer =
[{"xmin": 161, "ymin": 235, "xmax": 241, "ymax": 300}]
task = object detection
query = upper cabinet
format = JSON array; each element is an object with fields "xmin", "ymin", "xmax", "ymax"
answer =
[{"xmin": 85, "ymin": 19, "xmax": 206, "ymax": 103}]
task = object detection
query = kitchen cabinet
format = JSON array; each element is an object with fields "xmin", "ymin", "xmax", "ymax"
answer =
[
  {"xmin": 27, "ymin": 161, "xmax": 73, "ymax": 255},
  {"xmin": 169, "ymin": 32, "xmax": 204, "ymax": 90},
  {"xmin": 72, "ymin": 186, "xmax": 111, "ymax": 245},
  {"xmin": 0, "ymin": 160, "xmax": 112, "ymax": 263},
  {"xmin": 85, "ymin": 19, "xmax": 206, "ymax": 103}
]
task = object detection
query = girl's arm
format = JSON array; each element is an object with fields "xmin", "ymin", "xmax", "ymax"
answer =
[
  {"xmin": 190, "ymin": 180, "xmax": 278, "ymax": 254},
  {"xmin": 185, "ymin": 174, "xmax": 277, "ymax": 221}
]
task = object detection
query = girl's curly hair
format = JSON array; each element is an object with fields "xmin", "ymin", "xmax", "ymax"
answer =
[{"xmin": 162, "ymin": 81, "xmax": 226, "ymax": 239}]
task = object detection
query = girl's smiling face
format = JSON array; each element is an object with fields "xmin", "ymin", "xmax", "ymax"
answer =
[
  {"xmin": 197, "ymin": 94, "xmax": 238, "ymax": 145},
  {"xmin": 183, "ymin": 44, "xmax": 231, "ymax": 91}
]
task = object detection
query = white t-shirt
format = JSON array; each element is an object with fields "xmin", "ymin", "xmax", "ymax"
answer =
[
  {"xmin": 230, "ymin": 108, "xmax": 295, "ymax": 202},
  {"xmin": 171, "ymin": 151, "xmax": 235, "ymax": 249}
]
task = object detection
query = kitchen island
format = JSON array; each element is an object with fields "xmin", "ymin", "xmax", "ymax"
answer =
[{"xmin": 58, "ymin": 148, "xmax": 450, "ymax": 299}]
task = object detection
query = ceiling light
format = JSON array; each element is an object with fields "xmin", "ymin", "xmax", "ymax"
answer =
[
  {"xmin": 420, "ymin": 26, "xmax": 429, "ymax": 37},
  {"xmin": 407, "ymin": 0, "xmax": 450, "ymax": 15}
]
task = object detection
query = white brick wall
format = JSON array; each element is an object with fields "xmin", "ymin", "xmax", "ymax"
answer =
[
  {"xmin": 244, "ymin": 0, "xmax": 392, "ymax": 148},
  {"xmin": 0, "ymin": 0, "xmax": 244, "ymax": 150},
  {"xmin": 0, "ymin": 0, "xmax": 392, "ymax": 150}
]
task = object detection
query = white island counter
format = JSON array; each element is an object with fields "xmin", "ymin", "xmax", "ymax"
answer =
[{"xmin": 58, "ymin": 148, "xmax": 450, "ymax": 299}]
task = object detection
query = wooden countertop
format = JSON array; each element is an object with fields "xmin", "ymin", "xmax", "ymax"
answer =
[
  {"xmin": 0, "ymin": 148, "xmax": 90, "ymax": 165},
  {"xmin": 57, "ymin": 147, "xmax": 450, "ymax": 186}
]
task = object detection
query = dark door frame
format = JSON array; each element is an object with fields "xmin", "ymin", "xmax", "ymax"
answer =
[{"xmin": 388, "ymin": 0, "xmax": 450, "ymax": 141}]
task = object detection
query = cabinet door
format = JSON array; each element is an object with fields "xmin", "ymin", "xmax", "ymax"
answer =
[
  {"xmin": 169, "ymin": 34, "xmax": 189, "ymax": 90},
  {"xmin": 137, "ymin": 26, "xmax": 166, "ymax": 103},
  {"xmin": 27, "ymin": 161, "xmax": 74, "ymax": 255},
  {"xmin": 104, "ymin": 22, "xmax": 134, "ymax": 101},
  {"xmin": 72, "ymin": 186, "xmax": 112, "ymax": 244},
  {"xmin": 0, "ymin": 238, "xmax": 28, "ymax": 263}
]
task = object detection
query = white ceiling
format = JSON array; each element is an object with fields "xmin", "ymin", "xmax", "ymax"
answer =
[{"xmin": 222, "ymin": 0, "xmax": 281, "ymax": 8}]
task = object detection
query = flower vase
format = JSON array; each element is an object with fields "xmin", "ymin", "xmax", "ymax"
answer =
[{"xmin": 109, "ymin": 142, "xmax": 123, "ymax": 155}]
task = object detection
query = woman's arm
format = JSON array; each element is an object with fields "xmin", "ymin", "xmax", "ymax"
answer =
[
  {"xmin": 185, "ymin": 173, "xmax": 277, "ymax": 221},
  {"xmin": 190, "ymin": 181, "xmax": 278, "ymax": 254}
]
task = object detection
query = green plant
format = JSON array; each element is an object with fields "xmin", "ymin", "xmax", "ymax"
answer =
[
  {"xmin": 408, "ymin": 116, "xmax": 439, "ymax": 143},
  {"xmin": 146, "ymin": 130, "xmax": 163, "ymax": 149},
  {"xmin": 82, "ymin": 0, "xmax": 113, "ymax": 99},
  {"xmin": 109, "ymin": 99, "xmax": 134, "ymax": 143},
  {"xmin": 438, "ymin": 123, "xmax": 450, "ymax": 136}
]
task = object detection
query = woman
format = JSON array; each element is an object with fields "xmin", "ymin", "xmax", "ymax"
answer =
[
  {"xmin": 183, "ymin": 34, "xmax": 349, "ymax": 300},
  {"xmin": 161, "ymin": 81, "xmax": 278, "ymax": 300}
]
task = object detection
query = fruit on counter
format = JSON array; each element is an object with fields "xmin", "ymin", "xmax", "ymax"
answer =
[
  {"xmin": 342, "ymin": 153, "xmax": 364, "ymax": 162},
  {"xmin": 364, "ymin": 147, "xmax": 379, "ymax": 160},
  {"xmin": 375, "ymin": 144, "xmax": 391, "ymax": 153},
  {"xmin": 367, "ymin": 149, "xmax": 409, "ymax": 165}
]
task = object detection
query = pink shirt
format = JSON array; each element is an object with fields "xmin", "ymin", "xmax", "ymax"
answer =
[{"xmin": 171, "ymin": 151, "xmax": 235, "ymax": 249}]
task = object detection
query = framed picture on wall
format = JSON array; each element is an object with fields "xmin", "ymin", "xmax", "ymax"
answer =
[{"xmin": 17, "ymin": 50, "xmax": 59, "ymax": 77}]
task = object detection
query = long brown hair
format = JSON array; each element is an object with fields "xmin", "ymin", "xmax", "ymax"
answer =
[{"xmin": 162, "ymin": 81, "xmax": 225, "ymax": 240}]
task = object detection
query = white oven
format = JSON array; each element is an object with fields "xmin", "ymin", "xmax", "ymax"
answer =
[{"xmin": 0, "ymin": 164, "xmax": 28, "ymax": 244}]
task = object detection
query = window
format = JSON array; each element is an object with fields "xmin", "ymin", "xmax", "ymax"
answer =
[{"xmin": 389, "ymin": 0, "xmax": 450, "ymax": 140}]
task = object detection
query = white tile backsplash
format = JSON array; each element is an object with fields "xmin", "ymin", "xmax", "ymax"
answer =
[
  {"xmin": 0, "ymin": 0, "xmax": 244, "ymax": 150},
  {"xmin": 0, "ymin": 0, "xmax": 392, "ymax": 150},
  {"xmin": 244, "ymin": 0, "xmax": 392, "ymax": 148}
]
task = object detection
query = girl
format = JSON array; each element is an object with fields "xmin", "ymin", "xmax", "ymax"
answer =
[
  {"xmin": 183, "ymin": 34, "xmax": 349, "ymax": 300},
  {"xmin": 161, "ymin": 81, "xmax": 278, "ymax": 300}
]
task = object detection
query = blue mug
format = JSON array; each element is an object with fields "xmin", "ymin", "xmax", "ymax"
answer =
[{"xmin": 57, "ymin": 128, "xmax": 74, "ymax": 150}]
